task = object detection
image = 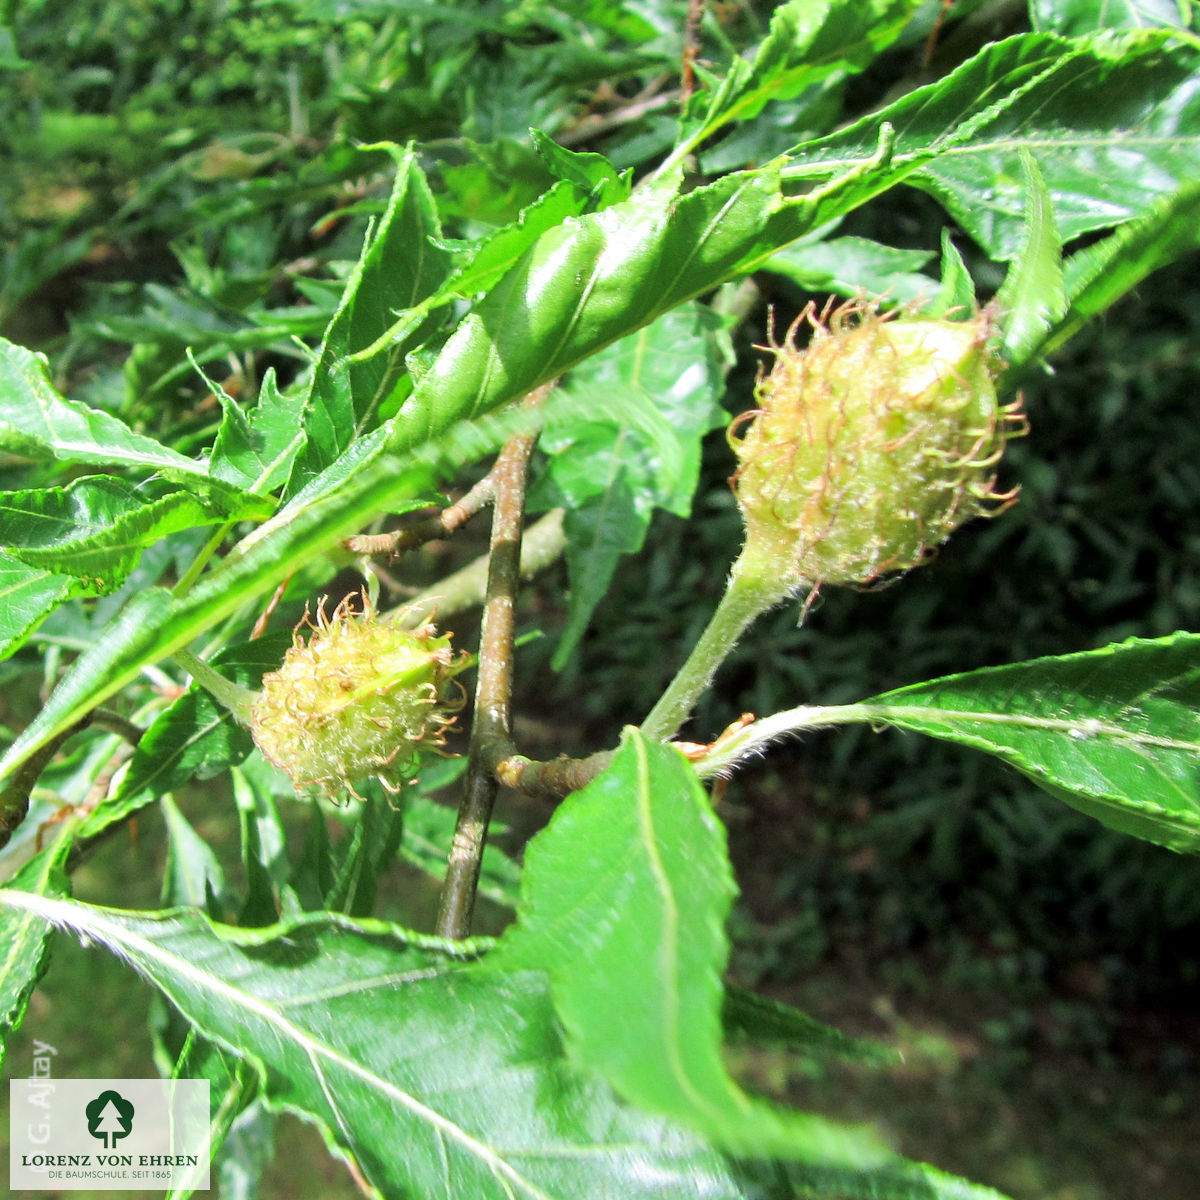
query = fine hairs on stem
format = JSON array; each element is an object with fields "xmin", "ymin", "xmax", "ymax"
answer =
[
  {"xmin": 173, "ymin": 647, "xmax": 257, "ymax": 724},
  {"xmin": 639, "ymin": 565, "xmax": 800, "ymax": 744}
]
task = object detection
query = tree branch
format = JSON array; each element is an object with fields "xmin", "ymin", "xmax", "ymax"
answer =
[
  {"xmin": 435, "ymin": 387, "xmax": 549, "ymax": 938},
  {"xmin": 492, "ymin": 748, "xmax": 613, "ymax": 801},
  {"xmin": 0, "ymin": 715, "xmax": 92, "ymax": 850},
  {"xmin": 555, "ymin": 86, "xmax": 676, "ymax": 148},
  {"xmin": 91, "ymin": 708, "xmax": 145, "ymax": 747},
  {"xmin": 344, "ymin": 470, "xmax": 497, "ymax": 558},
  {"xmin": 680, "ymin": 0, "xmax": 705, "ymax": 103}
]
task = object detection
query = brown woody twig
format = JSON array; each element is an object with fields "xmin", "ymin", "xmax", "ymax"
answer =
[
  {"xmin": 680, "ymin": 0, "xmax": 705, "ymax": 103},
  {"xmin": 492, "ymin": 748, "xmax": 613, "ymax": 801},
  {"xmin": 345, "ymin": 470, "xmax": 498, "ymax": 559},
  {"xmin": 435, "ymin": 385, "xmax": 550, "ymax": 938}
]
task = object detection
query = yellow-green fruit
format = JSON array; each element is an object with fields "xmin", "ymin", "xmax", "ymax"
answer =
[
  {"xmin": 731, "ymin": 300, "xmax": 1019, "ymax": 595},
  {"xmin": 250, "ymin": 598, "xmax": 464, "ymax": 799}
]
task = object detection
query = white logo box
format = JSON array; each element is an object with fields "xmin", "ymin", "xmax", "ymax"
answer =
[{"xmin": 9, "ymin": 1078, "xmax": 210, "ymax": 1192}]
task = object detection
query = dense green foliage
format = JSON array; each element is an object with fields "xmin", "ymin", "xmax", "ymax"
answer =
[{"xmin": 2, "ymin": 1, "xmax": 1199, "ymax": 1197}]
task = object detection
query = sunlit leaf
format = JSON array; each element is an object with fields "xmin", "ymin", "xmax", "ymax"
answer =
[
  {"xmin": 862, "ymin": 634, "xmax": 1200, "ymax": 853},
  {"xmin": 210, "ymin": 368, "xmax": 307, "ymax": 497},
  {"xmin": 494, "ymin": 729, "xmax": 889, "ymax": 1164},
  {"xmin": 931, "ymin": 229, "xmax": 977, "ymax": 316},
  {"xmin": 433, "ymin": 180, "xmax": 587, "ymax": 304},
  {"xmin": 161, "ymin": 795, "xmax": 235, "ymax": 917},
  {"xmin": 0, "ymin": 552, "xmax": 79, "ymax": 662},
  {"xmin": 157, "ymin": 800, "xmax": 268, "ymax": 1200},
  {"xmin": 531, "ymin": 129, "xmax": 630, "ymax": 207},
  {"xmin": 79, "ymin": 634, "xmax": 289, "ymax": 841},
  {"xmin": 0, "ymin": 893, "xmax": 791, "ymax": 1200},
  {"xmin": 0, "ymin": 478, "xmax": 217, "ymax": 592},
  {"xmin": 680, "ymin": 0, "xmax": 920, "ymax": 158},
  {"xmin": 232, "ymin": 759, "xmax": 303, "ymax": 926},
  {"xmin": 289, "ymin": 145, "xmax": 452, "ymax": 488},
  {"xmin": 323, "ymin": 792, "xmax": 405, "ymax": 920},
  {"xmin": 994, "ymin": 150, "xmax": 1066, "ymax": 371},
  {"xmin": 0, "ymin": 834, "xmax": 70, "ymax": 1069},
  {"xmin": 0, "ymin": 394, "xmax": 551, "ymax": 794},
  {"xmin": 0, "ymin": 337, "xmax": 260, "ymax": 516},
  {"xmin": 765, "ymin": 235, "xmax": 936, "ymax": 305},
  {"xmin": 388, "ymin": 157, "xmax": 891, "ymax": 458},
  {"xmin": 786, "ymin": 32, "xmax": 1200, "ymax": 259},
  {"xmin": 1032, "ymin": 181, "xmax": 1200, "ymax": 363},
  {"xmin": 1030, "ymin": 0, "xmax": 1199, "ymax": 39},
  {"xmin": 0, "ymin": 154, "xmax": 892, "ymax": 794}
]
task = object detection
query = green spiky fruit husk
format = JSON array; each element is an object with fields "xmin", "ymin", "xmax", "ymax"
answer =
[
  {"xmin": 250, "ymin": 596, "xmax": 465, "ymax": 800},
  {"xmin": 730, "ymin": 300, "xmax": 1021, "ymax": 600}
]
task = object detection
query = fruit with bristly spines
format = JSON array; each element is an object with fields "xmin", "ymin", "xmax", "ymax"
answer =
[
  {"xmin": 250, "ymin": 595, "xmax": 466, "ymax": 800},
  {"xmin": 729, "ymin": 299, "xmax": 1023, "ymax": 601}
]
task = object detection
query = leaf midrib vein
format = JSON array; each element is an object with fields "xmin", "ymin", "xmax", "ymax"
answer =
[
  {"xmin": 0, "ymin": 894, "xmax": 553, "ymax": 1200},
  {"xmin": 875, "ymin": 703, "xmax": 1200, "ymax": 753}
]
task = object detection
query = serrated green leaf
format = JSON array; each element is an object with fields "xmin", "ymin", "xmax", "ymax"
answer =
[
  {"xmin": 435, "ymin": 179, "xmax": 588, "ymax": 303},
  {"xmin": 91, "ymin": 285, "xmax": 322, "ymax": 402},
  {"xmin": 530, "ymin": 129, "xmax": 631, "ymax": 207},
  {"xmin": 292, "ymin": 803, "xmax": 336, "ymax": 913},
  {"xmin": 164, "ymin": 1031, "xmax": 261, "ymax": 1200},
  {"xmin": 533, "ymin": 303, "xmax": 728, "ymax": 667},
  {"xmin": 1031, "ymin": 181, "xmax": 1200, "ymax": 364},
  {"xmin": 0, "ymin": 337, "xmax": 261, "ymax": 516},
  {"xmin": 161, "ymin": 795, "xmax": 234, "ymax": 917},
  {"xmin": 154, "ymin": 811, "xmax": 264, "ymax": 1200},
  {"xmin": 931, "ymin": 229, "xmax": 977, "ymax": 316},
  {"xmin": 0, "ymin": 396, "xmax": 549, "ymax": 797},
  {"xmin": 553, "ymin": 482, "xmax": 641, "ymax": 666},
  {"xmin": 289, "ymin": 145, "xmax": 453, "ymax": 488},
  {"xmin": 210, "ymin": 369, "xmax": 307, "ymax": 497},
  {"xmin": 494, "ymin": 729, "xmax": 888, "ymax": 1165},
  {"xmin": 764, "ymin": 235, "xmax": 936, "ymax": 305},
  {"xmin": 324, "ymin": 792, "xmax": 405, "ymax": 919},
  {"xmin": 0, "ymin": 477, "xmax": 218, "ymax": 591},
  {"xmin": 0, "ymin": 154, "xmax": 893, "ymax": 797},
  {"xmin": 1031, "ymin": 0, "xmax": 1198, "ymax": 39},
  {"xmin": 786, "ymin": 32, "xmax": 1200, "ymax": 259},
  {"xmin": 0, "ymin": 893, "xmax": 788, "ymax": 1200},
  {"xmin": 861, "ymin": 633, "xmax": 1200, "ymax": 853},
  {"xmin": 426, "ymin": 135, "xmax": 631, "ymax": 306},
  {"xmin": 437, "ymin": 138, "xmax": 558, "ymax": 227},
  {"xmin": 995, "ymin": 150, "xmax": 1066, "ymax": 371},
  {"xmin": 207, "ymin": 1099, "xmax": 275, "ymax": 1200},
  {"xmin": 231, "ymin": 761, "xmax": 302, "ymax": 926},
  {"xmin": 678, "ymin": 0, "xmax": 920, "ymax": 159},
  {"xmin": 0, "ymin": 551, "xmax": 79, "ymax": 662},
  {"xmin": 0, "ymin": 833, "xmax": 70, "ymax": 1069},
  {"xmin": 723, "ymin": 986, "xmax": 899, "ymax": 1068},
  {"xmin": 788, "ymin": 1159, "xmax": 1013, "ymax": 1200},
  {"xmin": 386, "ymin": 160, "xmax": 887, "ymax": 456}
]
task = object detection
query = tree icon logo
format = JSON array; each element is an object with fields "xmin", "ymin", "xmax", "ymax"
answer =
[{"xmin": 85, "ymin": 1089, "xmax": 135, "ymax": 1149}]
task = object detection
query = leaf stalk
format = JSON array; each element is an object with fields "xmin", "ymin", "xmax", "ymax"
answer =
[
  {"xmin": 172, "ymin": 648, "xmax": 257, "ymax": 725},
  {"xmin": 640, "ymin": 566, "xmax": 790, "ymax": 742}
]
